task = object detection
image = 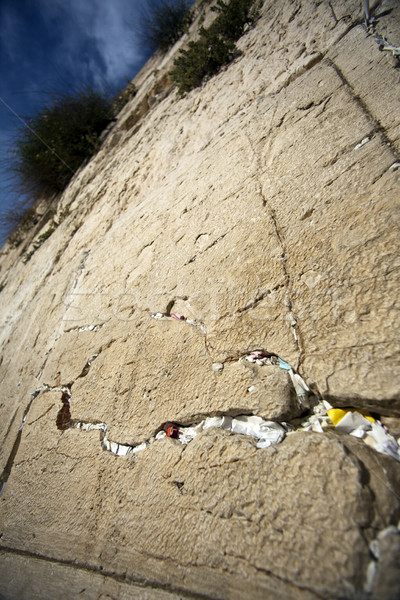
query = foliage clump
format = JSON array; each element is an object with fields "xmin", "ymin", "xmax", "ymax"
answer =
[
  {"xmin": 23, "ymin": 227, "xmax": 54, "ymax": 263},
  {"xmin": 112, "ymin": 81, "xmax": 137, "ymax": 115},
  {"xmin": 139, "ymin": 0, "xmax": 193, "ymax": 52},
  {"xmin": 170, "ymin": 0, "xmax": 262, "ymax": 94},
  {"xmin": 12, "ymin": 86, "xmax": 115, "ymax": 201}
]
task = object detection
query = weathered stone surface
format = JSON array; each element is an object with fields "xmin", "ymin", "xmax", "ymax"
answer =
[
  {"xmin": 371, "ymin": 528, "xmax": 400, "ymax": 600},
  {"xmin": 0, "ymin": 551, "xmax": 186, "ymax": 600},
  {"xmin": 382, "ymin": 417, "xmax": 400, "ymax": 438},
  {"xmin": 1, "ymin": 0, "xmax": 400, "ymax": 598},
  {"xmin": 37, "ymin": 317, "xmax": 299, "ymax": 445},
  {"xmin": 1, "ymin": 391, "xmax": 400, "ymax": 599}
]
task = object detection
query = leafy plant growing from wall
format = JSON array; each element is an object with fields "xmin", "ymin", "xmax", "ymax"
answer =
[
  {"xmin": 138, "ymin": 0, "xmax": 193, "ymax": 52},
  {"xmin": 112, "ymin": 81, "xmax": 137, "ymax": 115},
  {"xmin": 170, "ymin": 0, "xmax": 262, "ymax": 93},
  {"xmin": 11, "ymin": 86, "xmax": 115, "ymax": 201},
  {"xmin": 23, "ymin": 227, "xmax": 55, "ymax": 263}
]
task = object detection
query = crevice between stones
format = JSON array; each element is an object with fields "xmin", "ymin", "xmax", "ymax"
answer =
[
  {"xmin": 50, "ymin": 336, "xmax": 310, "ymax": 459},
  {"xmin": 325, "ymin": 57, "xmax": 400, "ymax": 163},
  {"xmin": 235, "ymin": 286, "xmax": 286, "ymax": 314},
  {"xmin": 185, "ymin": 231, "xmax": 230, "ymax": 265},
  {"xmin": 0, "ymin": 348, "xmax": 102, "ymax": 496},
  {"xmin": 0, "ymin": 390, "xmax": 38, "ymax": 497},
  {"xmin": 259, "ymin": 187, "xmax": 304, "ymax": 365},
  {"xmin": 0, "ymin": 546, "xmax": 212, "ymax": 600}
]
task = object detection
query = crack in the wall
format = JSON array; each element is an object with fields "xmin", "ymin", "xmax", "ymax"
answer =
[
  {"xmin": 71, "ymin": 251, "xmax": 90, "ymax": 291},
  {"xmin": 327, "ymin": 1, "xmax": 352, "ymax": 26},
  {"xmin": 165, "ymin": 296, "xmax": 189, "ymax": 315},
  {"xmin": 212, "ymin": 283, "xmax": 286, "ymax": 324},
  {"xmin": 261, "ymin": 191, "xmax": 304, "ymax": 363},
  {"xmin": 66, "ymin": 413, "xmax": 289, "ymax": 458},
  {"xmin": 297, "ymin": 96, "xmax": 331, "ymax": 115},
  {"xmin": 153, "ymin": 305, "xmax": 212, "ymax": 364},
  {"xmin": 0, "ymin": 388, "xmax": 42, "ymax": 497},
  {"xmin": 2, "ymin": 409, "xmax": 19, "ymax": 446},
  {"xmin": 44, "ymin": 311, "xmax": 311, "ymax": 459},
  {"xmin": 185, "ymin": 232, "xmax": 229, "ymax": 265},
  {"xmin": 56, "ymin": 389, "xmax": 72, "ymax": 431},
  {"xmin": 364, "ymin": 524, "xmax": 400, "ymax": 594},
  {"xmin": 0, "ymin": 545, "xmax": 215, "ymax": 600},
  {"xmin": 242, "ymin": 112, "xmax": 304, "ymax": 368},
  {"xmin": 78, "ymin": 353, "xmax": 99, "ymax": 378},
  {"xmin": 0, "ymin": 344, "xmax": 102, "ymax": 497},
  {"xmin": 58, "ymin": 310, "xmax": 311, "ymax": 458},
  {"xmin": 64, "ymin": 324, "xmax": 104, "ymax": 333},
  {"xmin": 152, "ymin": 297, "xmax": 306, "ymax": 389},
  {"xmin": 54, "ymin": 250, "xmax": 92, "ymax": 341},
  {"xmin": 151, "ymin": 311, "xmax": 207, "ymax": 334},
  {"xmin": 287, "ymin": 3, "xmax": 301, "ymax": 24},
  {"xmin": 3, "ymin": 318, "xmax": 399, "ymax": 510},
  {"xmin": 36, "ymin": 352, "xmax": 51, "ymax": 381},
  {"xmin": 276, "ymin": 53, "xmax": 325, "ymax": 94},
  {"xmin": 54, "ymin": 351, "xmax": 101, "ymax": 430},
  {"xmin": 27, "ymin": 404, "xmax": 55, "ymax": 427},
  {"xmin": 137, "ymin": 239, "xmax": 154, "ymax": 257},
  {"xmin": 325, "ymin": 57, "xmax": 400, "ymax": 163},
  {"xmin": 235, "ymin": 286, "xmax": 285, "ymax": 314},
  {"xmin": 251, "ymin": 560, "xmax": 327, "ymax": 600}
]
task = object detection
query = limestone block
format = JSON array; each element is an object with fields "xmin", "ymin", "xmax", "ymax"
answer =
[
  {"xmin": 328, "ymin": 11, "xmax": 400, "ymax": 149},
  {"xmin": 381, "ymin": 416, "xmax": 400, "ymax": 438},
  {"xmin": 1, "ymin": 394, "xmax": 399, "ymax": 599},
  {"xmin": 371, "ymin": 529, "xmax": 400, "ymax": 600},
  {"xmin": 1, "ymin": 1, "xmax": 400, "ymax": 598},
  {"xmin": 251, "ymin": 58, "xmax": 400, "ymax": 411},
  {"xmin": 44, "ymin": 316, "xmax": 300, "ymax": 445},
  {"xmin": 0, "ymin": 551, "xmax": 186, "ymax": 600},
  {"xmin": 214, "ymin": 361, "xmax": 300, "ymax": 421}
]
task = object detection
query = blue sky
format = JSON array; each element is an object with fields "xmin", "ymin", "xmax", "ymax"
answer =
[{"xmin": 0, "ymin": 0, "xmax": 176, "ymax": 245}]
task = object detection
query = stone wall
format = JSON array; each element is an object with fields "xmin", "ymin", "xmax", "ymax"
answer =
[{"xmin": 1, "ymin": 1, "xmax": 400, "ymax": 598}]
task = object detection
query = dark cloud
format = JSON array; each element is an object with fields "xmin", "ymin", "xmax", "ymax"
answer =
[{"xmin": 0, "ymin": 0, "xmax": 155, "ymax": 242}]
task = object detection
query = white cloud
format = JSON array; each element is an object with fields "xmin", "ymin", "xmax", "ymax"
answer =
[
  {"xmin": 91, "ymin": 0, "xmax": 145, "ymax": 81},
  {"xmin": 37, "ymin": 0, "xmax": 147, "ymax": 89}
]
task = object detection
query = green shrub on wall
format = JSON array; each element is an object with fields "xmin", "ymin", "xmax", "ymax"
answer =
[
  {"xmin": 112, "ymin": 81, "xmax": 137, "ymax": 115},
  {"xmin": 210, "ymin": 0, "xmax": 261, "ymax": 40},
  {"xmin": 170, "ymin": 0, "xmax": 262, "ymax": 93},
  {"xmin": 139, "ymin": 0, "xmax": 193, "ymax": 52},
  {"xmin": 12, "ymin": 86, "xmax": 115, "ymax": 200},
  {"xmin": 170, "ymin": 30, "xmax": 236, "ymax": 94}
]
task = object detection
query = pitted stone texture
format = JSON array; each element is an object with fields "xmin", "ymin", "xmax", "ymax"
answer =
[
  {"xmin": 253, "ymin": 59, "xmax": 400, "ymax": 411},
  {"xmin": 1, "ymin": 397, "xmax": 400, "ymax": 600},
  {"xmin": 215, "ymin": 361, "xmax": 301, "ymax": 421},
  {"xmin": 0, "ymin": 0, "xmax": 400, "ymax": 598},
  {"xmin": 371, "ymin": 529, "xmax": 400, "ymax": 600},
  {"xmin": 328, "ymin": 10, "xmax": 400, "ymax": 149},
  {"xmin": 381, "ymin": 417, "xmax": 400, "ymax": 438},
  {"xmin": 0, "ymin": 552, "xmax": 186, "ymax": 600},
  {"xmin": 43, "ymin": 317, "xmax": 300, "ymax": 445}
]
